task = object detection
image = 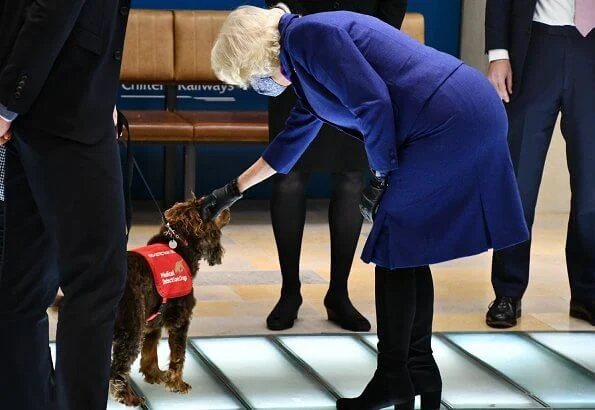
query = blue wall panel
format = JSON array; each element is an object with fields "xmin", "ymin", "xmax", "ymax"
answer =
[{"xmin": 123, "ymin": 0, "xmax": 461, "ymax": 200}]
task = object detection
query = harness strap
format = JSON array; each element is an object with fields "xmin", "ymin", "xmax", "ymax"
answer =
[{"xmin": 146, "ymin": 297, "xmax": 169, "ymax": 323}]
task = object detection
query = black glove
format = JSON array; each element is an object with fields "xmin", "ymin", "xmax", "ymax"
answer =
[
  {"xmin": 200, "ymin": 179, "xmax": 243, "ymax": 220},
  {"xmin": 359, "ymin": 172, "xmax": 388, "ymax": 223}
]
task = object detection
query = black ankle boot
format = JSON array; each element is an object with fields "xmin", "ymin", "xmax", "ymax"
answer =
[
  {"xmin": 266, "ymin": 292, "xmax": 302, "ymax": 331},
  {"xmin": 324, "ymin": 293, "xmax": 371, "ymax": 332},
  {"xmin": 336, "ymin": 368, "xmax": 414, "ymax": 410}
]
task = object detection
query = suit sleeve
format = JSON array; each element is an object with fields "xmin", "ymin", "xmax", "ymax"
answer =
[
  {"xmin": 0, "ymin": 0, "xmax": 88, "ymax": 114},
  {"xmin": 265, "ymin": 0, "xmax": 308, "ymax": 15},
  {"xmin": 485, "ymin": 0, "xmax": 513, "ymax": 52},
  {"xmin": 378, "ymin": 0, "xmax": 408, "ymax": 29},
  {"xmin": 289, "ymin": 23, "xmax": 399, "ymax": 173},
  {"xmin": 262, "ymin": 98, "xmax": 323, "ymax": 174}
]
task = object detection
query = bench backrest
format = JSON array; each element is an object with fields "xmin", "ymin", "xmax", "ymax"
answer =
[{"xmin": 120, "ymin": 9, "xmax": 425, "ymax": 84}]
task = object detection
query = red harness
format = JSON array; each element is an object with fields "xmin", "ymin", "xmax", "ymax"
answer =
[{"xmin": 131, "ymin": 243, "xmax": 193, "ymax": 323}]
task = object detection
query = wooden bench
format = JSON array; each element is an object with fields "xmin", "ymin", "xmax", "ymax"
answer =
[{"xmin": 119, "ymin": 9, "xmax": 425, "ymax": 205}]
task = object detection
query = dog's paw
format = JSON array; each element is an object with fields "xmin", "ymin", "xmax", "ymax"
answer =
[
  {"xmin": 142, "ymin": 369, "xmax": 167, "ymax": 385},
  {"xmin": 165, "ymin": 379, "xmax": 192, "ymax": 394},
  {"xmin": 110, "ymin": 378, "xmax": 145, "ymax": 407}
]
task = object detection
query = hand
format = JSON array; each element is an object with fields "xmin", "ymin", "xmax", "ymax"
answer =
[
  {"xmin": 199, "ymin": 179, "xmax": 243, "ymax": 220},
  {"xmin": 487, "ymin": 59, "xmax": 513, "ymax": 103},
  {"xmin": 0, "ymin": 117, "xmax": 11, "ymax": 145},
  {"xmin": 360, "ymin": 172, "xmax": 388, "ymax": 223}
]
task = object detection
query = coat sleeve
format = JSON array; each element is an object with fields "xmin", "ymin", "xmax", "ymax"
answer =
[
  {"xmin": 288, "ymin": 23, "xmax": 399, "ymax": 173},
  {"xmin": 378, "ymin": 0, "xmax": 408, "ymax": 29},
  {"xmin": 0, "ymin": 0, "xmax": 88, "ymax": 114},
  {"xmin": 485, "ymin": 0, "xmax": 513, "ymax": 52},
  {"xmin": 262, "ymin": 98, "xmax": 323, "ymax": 174}
]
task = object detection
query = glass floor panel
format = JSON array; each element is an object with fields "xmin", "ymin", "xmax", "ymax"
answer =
[
  {"xmin": 191, "ymin": 337, "xmax": 336, "ymax": 409},
  {"xmin": 279, "ymin": 335, "xmax": 377, "ymax": 398},
  {"xmin": 446, "ymin": 333, "xmax": 595, "ymax": 408},
  {"xmin": 529, "ymin": 332, "xmax": 595, "ymax": 374},
  {"xmin": 48, "ymin": 332, "xmax": 595, "ymax": 409},
  {"xmin": 128, "ymin": 341, "xmax": 242, "ymax": 410}
]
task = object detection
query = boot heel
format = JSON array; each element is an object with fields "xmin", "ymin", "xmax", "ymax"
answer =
[
  {"xmin": 420, "ymin": 391, "xmax": 442, "ymax": 409},
  {"xmin": 394, "ymin": 398, "xmax": 414, "ymax": 410},
  {"xmin": 326, "ymin": 308, "xmax": 336, "ymax": 321}
]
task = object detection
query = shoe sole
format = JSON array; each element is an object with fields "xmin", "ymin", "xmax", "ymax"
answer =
[{"xmin": 486, "ymin": 310, "xmax": 521, "ymax": 329}]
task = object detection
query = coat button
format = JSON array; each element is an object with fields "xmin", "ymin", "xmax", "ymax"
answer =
[
  {"xmin": 333, "ymin": 1, "xmax": 340, "ymax": 9},
  {"xmin": 114, "ymin": 50, "xmax": 122, "ymax": 61},
  {"xmin": 120, "ymin": 6, "xmax": 129, "ymax": 16},
  {"xmin": 15, "ymin": 91, "xmax": 22, "ymax": 99}
]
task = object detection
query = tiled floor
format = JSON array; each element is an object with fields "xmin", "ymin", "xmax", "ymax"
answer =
[
  {"xmin": 49, "ymin": 201, "xmax": 591, "ymax": 338},
  {"xmin": 49, "ymin": 332, "xmax": 595, "ymax": 409},
  {"xmin": 45, "ymin": 201, "xmax": 594, "ymax": 409}
]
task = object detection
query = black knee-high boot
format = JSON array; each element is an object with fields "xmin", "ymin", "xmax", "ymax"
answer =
[
  {"xmin": 337, "ymin": 266, "xmax": 416, "ymax": 410},
  {"xmin": 409, "ymin": 266, "xmax": 442, "ymax": 409},
  {"xmin": 267, "ymin": 171, "xmax": 310, "ymax": 330},
  {"xmin": 325, "ymin": 172, "xmax": 370, "ymax": 331}
]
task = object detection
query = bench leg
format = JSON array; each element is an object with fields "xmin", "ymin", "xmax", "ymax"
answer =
[
  {"xmin": 164, "ymin": 146, "xmax": 177, "ymax": 208},
  {"xmin": 184, "ymin": 144, "xmax": 197, "ymax": 199}
]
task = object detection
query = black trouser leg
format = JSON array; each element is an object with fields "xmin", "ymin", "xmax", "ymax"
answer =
[
  {"xmin": 560, "ymin": 30, "xmax": 595, "ymax": 303},
  {"xmin": 2, "ymin": 130, "xmax": 127, "ymax": 410},
  {"xmin": 491, "ymin": 26, "xmax": 563, "ymax": 299},
  {"xmin": 0, "ymin": 140, "xmax": 58, "ymax": 410},
  {"xmin": 268, "ymin": 171, "xmax": 310, "ymax": 329}
]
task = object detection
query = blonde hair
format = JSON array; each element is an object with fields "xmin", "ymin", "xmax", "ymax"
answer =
[{"xmin": 211, "ymin": 3, "xmax": 290, "ymax": 88}]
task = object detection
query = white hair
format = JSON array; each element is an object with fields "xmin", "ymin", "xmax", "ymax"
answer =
[{"xmin": 211, "ymin": 3, "xmax": 290, "ymax": 88}]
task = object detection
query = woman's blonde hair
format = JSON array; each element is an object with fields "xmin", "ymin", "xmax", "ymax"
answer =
[{"xmin": 211, "ymin": 3, "xmax": 290, "ymax": 88}]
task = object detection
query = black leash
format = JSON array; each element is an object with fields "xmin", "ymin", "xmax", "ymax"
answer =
[{"xmin": 117, "ymin": 110, "xmax": 186, "ymax": 248}]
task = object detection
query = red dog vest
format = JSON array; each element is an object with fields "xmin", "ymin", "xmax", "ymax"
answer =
[{"xmin": 131, "ymin": 244, "xmax": 193, "ymax": 322}]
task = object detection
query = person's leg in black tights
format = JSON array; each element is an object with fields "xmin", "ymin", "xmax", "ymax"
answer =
[
  {"xmin": 324, "ymin": 171, "xmax": 371, "ymax": 331},
  {"xmin": 267, "ymin": 171, "xmax": 311, "ymax": 330}
]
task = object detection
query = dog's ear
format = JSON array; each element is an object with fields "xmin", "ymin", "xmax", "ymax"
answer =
[{"xmin": 215, "ymin": 209, "xmax": 231, "ymax": 229}]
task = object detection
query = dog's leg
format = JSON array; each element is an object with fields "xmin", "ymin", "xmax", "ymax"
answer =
[
  {"xmin": 110, "ymin": 304, "xmax": 145, "ymax": 407},
  {"xmin": 164, "ymin": 319, "xmax": 192, "ymax": 394},
  {"xmin": 140, "ymin": 328, "xmax": 166, "ymax": 384}
]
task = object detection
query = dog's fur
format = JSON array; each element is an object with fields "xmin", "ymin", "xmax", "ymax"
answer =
[{"xmin": 55, "ymin": 195, "xmax": 230, "ymax": 407}]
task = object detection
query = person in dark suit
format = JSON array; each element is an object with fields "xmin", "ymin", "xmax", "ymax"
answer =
[
  {"xmin": 205, "ymin": 7, "xmax": 528, "ymax": 408},
  {"xmin": 264, "ymin": 0, "xmax": 407, "ymax": 332},
  {"xmin": 0, "ymin": 1, "xmax": 130, "ymax": 409},
  {"xmin": 485, "ymin": 0, "xmax": 595, "ymax": 328}
]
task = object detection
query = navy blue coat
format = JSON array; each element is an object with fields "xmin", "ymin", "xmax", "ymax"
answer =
[{"xmin": 262, "ymin": 12, "xmax": 529, "ymax": 268}]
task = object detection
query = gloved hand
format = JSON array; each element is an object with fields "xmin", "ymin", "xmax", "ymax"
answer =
[
  {"xmin": 200, "ymin": 179, "xmax": 243, "ymax": 220},
  {"xmin": 359, "ymin": 171, "xmax": 388, "ymax": 223}
]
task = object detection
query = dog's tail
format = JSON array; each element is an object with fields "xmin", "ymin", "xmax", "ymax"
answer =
[{"xmin": 50, "ymin": 294, "xmax": 65, "ymax": 313}]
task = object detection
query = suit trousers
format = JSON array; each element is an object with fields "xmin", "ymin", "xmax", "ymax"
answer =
[
  {"xmin": 0, "ymin": 128, "xmax": 127, "ymax": 410},
  {"xmin": 492, "ymin": 23, "xmax": 595, "ymax": 301}
]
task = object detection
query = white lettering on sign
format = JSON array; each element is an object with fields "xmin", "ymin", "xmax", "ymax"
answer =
[
  {"xmin": 121, "ymin": 84, "xmax": 164, "ymax": 91},
  {"xmin": 178, "ymin": 84, "xmax": 235, "ymax": 94}
]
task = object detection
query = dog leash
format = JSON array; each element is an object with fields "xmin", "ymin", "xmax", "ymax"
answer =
[{"xmin": 117, "ymin": 111, "xmax": 187, "ymax": 249}]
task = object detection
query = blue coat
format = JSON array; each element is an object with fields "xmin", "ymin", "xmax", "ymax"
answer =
[{"xmin": 262, "ymin": 12, "xmax": 529, "ymax": 269}]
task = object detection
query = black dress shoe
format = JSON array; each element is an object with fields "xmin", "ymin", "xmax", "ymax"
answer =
[
  {"xmin": 486, "ymin": 297, "xmax": 521, "ymax": 328},
  {"xmin": 266, "ymin": 293, "xmax": 302, "ymax": 331},
  {"xmin": 570, "ymin": 299, "xmax": 595, "ymax": 326},
  {"xmin": 324, "ymin": 294, "xmax": 371, "ymax": 332}
]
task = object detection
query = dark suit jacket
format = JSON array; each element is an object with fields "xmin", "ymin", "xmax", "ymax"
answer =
[
  {"xmin": 485, "ymin": 0, "xmax": 538, "ymax": 96},
  {"xmin": 0, "ymin": 0, "xmax": 130, "ymax": 143},
  {"xmin": 266, "ymin": 0, "xmax": 408, "ymax": 33}
]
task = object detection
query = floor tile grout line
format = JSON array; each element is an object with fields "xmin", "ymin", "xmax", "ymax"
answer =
[
  {"xmin": 267, "ymin": 336, "xmax": 343, "ymax": 401},
  {"xmin": 352, "ymin": 334, "xmax": 456, "ymax": 410},
  {"xmin": 438, "ymin": 334, "xmax": 551, "ymax": 409},
  {"xmin": 186, "ymin": 339, "xmax": 254, "ymax": 410}
]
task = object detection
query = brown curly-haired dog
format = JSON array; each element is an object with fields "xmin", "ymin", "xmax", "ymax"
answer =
[{"xmin": 57, "ymin": 195, "xmax": 230, "ymax": 407}]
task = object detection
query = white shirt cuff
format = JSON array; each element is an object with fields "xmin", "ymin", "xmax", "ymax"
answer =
[{"xmin": 488, "ymin": 49, "xmax": 510, "ymax": 62}]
